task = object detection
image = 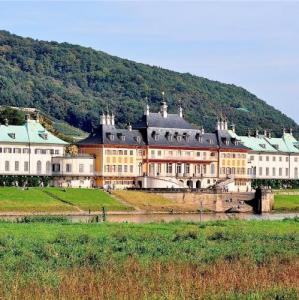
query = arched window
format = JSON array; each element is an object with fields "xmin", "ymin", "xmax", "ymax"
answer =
[
  {"xmin": 46, "ymin": 161, "xmax": 51, "ymax": 174},
  {"xmin": 210, "ymin": 163, "xmax": 215, "ymax": 175},
  {"xmin": 37, "ymin": 160, "xmax": 42, "ymax": 174}
]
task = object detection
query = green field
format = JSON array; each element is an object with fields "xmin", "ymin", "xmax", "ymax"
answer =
[
  {"xmin": 274, "ymin": 194, "xmax": 299, "ymax": 212},
  {"xmin": 0, "ymin": 187, "xmax": 130, "ymax": 213},
  {"xmin": 44, "ymin": 187, "xmax": 132, "ymax": 211},
  {"xmin": 0, "ymin": 219, "xmax": 298, "ymax": 299},
  {"xmin": 0, "ymin": 187, "xmax": 73, "ymax": 212}
]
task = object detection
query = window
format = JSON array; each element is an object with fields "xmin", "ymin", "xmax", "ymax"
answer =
[
  {"xmin": 157, "ymin": 150, "xmax": 162, "ymax": 156},
  {"xmin": 23, "ymin": 148, "xmax": 30, "ymax": 154},
  {"xmin": 55, "ymin": 150, "xmax": 59, "ymax": 155},
  {"xmin": 15, "ymin": 161, "xmax": 19, "ymax": 171},
  {"xmin": 166, "ymin": 163, "xmax": 173, "ymax": 174},
  {"xmin": 266, "ymin": 156, "xmax": 269, "ymax": 162},
  {"xmin": 279, "ymin": 168, "xmax": 282, "ymax": 176},
  {"xmin": 52, "ymin": 164, "xmax": 60, "ymax": 172},
  {"xmin": 272, "ymin": 156, "xmax": 276, "ymax": 162},
  {"xmin": 4, "ymin": 148, "xmax": 12, "ymax": 154},
  {"xmin": 295, "ymin": 168, "xmax": 298, "ymax": 179},
  {"xmin": 185, "ymin": 164, "xmax": 190, "ymax": 174},
  {"xmin": 79, "ymin": 164, "xmax": 84, "ymax": 173},
  {"xmin": 5, "ymin": 161, "xmax": 9, "ymax": 172},
  {"xmin": 259, "ymin": 167, "xmax": 263, "ymax": 176},
  {"xmin": 259, "ymin": 156, "xmax": 263, "ymax": 161},
  {"xmin": 46, "ymin": 161, "xmax": 51, "ymax": 174},
  {"xmin": 266, "ymin": 167, "xmax": 269, "ymax": 176},
  {"xmin": 151, "ymin": 150, "xmax": 155, "ymax": 158},
  {"xmin": 157, "ymin": 164, "xmax": 162, "ymax": 175},
  {"xmin": 197, "ymin": 152, "xmax": 201, "ymax": 157},
  {"xmin": 66, "ymin": 163, "xmax": 72, "ymax": 173},
  {"xmin": 211, "ymin": 163, "xmax": 215, "ymax": 175},
  {"xmin": 130, "ymin": 150, "xmax": 134, "ymax": 156},
  {"xmin": 286, "ymin": 157, "xmax": 289, "ymax": 162},
  {"xmin": 24, "ymin": 161, "xmax": 29, "ymax": 172},
  {"xmin": 118, "ymin": 165, "xmax": 122, "ymax": 173},
  {"xmin": 279, "ymin": 157, "xmax": 282, "ymax": 162},
  {"xmin": 149, "ymin": 164, "xmax": 155, "ymax": 176},
  {"xmin": 176, "ymin": 163, "xmax": 182, "ymax": 174},
  {"xmin": 37, "ymin": 161, "xmax": 42, "ymax": 174},
  {"xmin": 286, "ymin": 168, "xmax": 289, "ymax": 177},
  {"xmin": 272, "ymin": 168, "xmax": 276, "ymax": 177},
  {"xmin": 130, "ymin": 165, "xmax": 134, "ymax": 173},
  {"xmin": 13, "ymin": 148, "xmax": 21, "ymax": 154}
]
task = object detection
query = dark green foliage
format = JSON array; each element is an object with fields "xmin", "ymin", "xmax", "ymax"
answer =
[
  {"xmin": 0, "ymin": 175, "xmax": 51, "ymax": 187},
  {"xmin": 0, "ymin": 107, "xmax": 25, "ymax": 125},
  {"xmin": 0, "ymin": 30, "xmax": 298, "ymax": 135},
  {"xmin": 16, "ymin": 216, "xmax": 69, "ymax": 224},
  {"xmin": 253, "ymin": 179, "xmax": 299, "ymax": 189}
]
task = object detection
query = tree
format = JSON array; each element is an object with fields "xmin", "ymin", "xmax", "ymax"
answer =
[{"xmin": 0, "ymin": 107, "xmax": 25, "ymax": 125}]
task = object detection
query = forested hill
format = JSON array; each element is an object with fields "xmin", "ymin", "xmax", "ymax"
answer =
[{"xmin": 0, "ymin": 30, "xmax": 298, "ymax": 136}]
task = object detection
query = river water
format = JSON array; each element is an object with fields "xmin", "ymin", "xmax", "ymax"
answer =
[{"xmin": 1, "ymin": 212, "xmax": 297, "ymax": 223}]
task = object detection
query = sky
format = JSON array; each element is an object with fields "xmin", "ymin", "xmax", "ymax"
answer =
[{"xmin": 0, "ymin": 1, "xmax": 299, "ymax": 123}]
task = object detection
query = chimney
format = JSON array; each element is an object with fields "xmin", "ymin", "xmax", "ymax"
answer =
[
  {"xmin": 264, "ymin": 129, "xmax": 267, "ymax": 136},
  {"xmin": 290, "ymin": 128, "xmax": 293, "ymax": 136},
  {"xmin": 201, "ymin": 127, "xmax": 205, "ymax": 135},
  {"xmin": 160, "ymin": 101, "xmax": 168, "ymax": 118},
  {"xmin": 231, "ymin": 123, "xmax": 236, "ymax": 133},
  {"xmin": 4, "ymin": 118, "xmax": 8, "ymax": 126},
  {"xmin": 283, "ymin": 128, "xmax": 286, "ymax": 135},
  {"xmin": 223, "ymin": 119, "xmax": 228, "ymax": 130},
  {"xmin": 178, "ymin": 105, "xmax": 183, "ymax": 118},
  {"xmin": 216, "ymin": 119, "xmax": 221, "ymax": 130},
  {"xmin": 268, "ymin": 131, "xmax": 272, "ymax": 139},
  {"xmin": 36, "ymin": 112, "xmax": 40, "ymax": 122},
  {"xmin": 106, "ymin": 114, "xmax": 111, "ymax": 125},
  {"xmin": 127, "ymin": 123, "xmax": 132, "ymax": 131},
  {"xmin": 255, "ymin": 129, "xmax": 259, "ymax": 137},
  {"xmin": 100, "ymin": 112, "xmax": 106, "ymax": 125},
  {"xmin": 247, "ymin": 129, "xmax": 251, "ymax": 137},
  {"xmin": 111, "ymin": 113, "xmax": 115, "ymax": 126},
  {"xmin": 144, "ymin": 104, "xmax": 150, "ymax": 116}
]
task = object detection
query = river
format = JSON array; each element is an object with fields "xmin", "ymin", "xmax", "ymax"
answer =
[{"xmin": 0, "ymin": 212, "xmax": 298, "ymax": 223}]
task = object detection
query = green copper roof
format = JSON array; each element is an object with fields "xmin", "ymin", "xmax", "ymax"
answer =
[
  {"xmin": 0, "ymin": 120, "xmax": 68, "ymax": 145},
  {"xmin": 229, "ymin": 130, "xmax": 299, "ymax": 154}
]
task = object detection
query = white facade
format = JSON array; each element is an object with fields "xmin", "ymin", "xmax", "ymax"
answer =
[
  {"xmin": 0, "ymin": 143, "xmax": 64, "ymax": 176},
  {"xmin": 248, "ymin": 152, "xmax": 299, "ymax": 180},
  {"xmin": 52, "ymin": 155, "xmax": 95, "ymax": 188}
]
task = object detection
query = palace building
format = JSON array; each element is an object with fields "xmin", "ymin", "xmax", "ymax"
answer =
[
  {"xmin": 230, "ymin": 128, "xmax": 299, "ymax": 181},
  {"xmin": 78, "ymin": 102, "xmax": 252, "ymax": 191}
]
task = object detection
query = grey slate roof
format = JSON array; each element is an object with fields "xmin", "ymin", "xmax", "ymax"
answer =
[
  {"xmin": 78, "ymin": 112, "xmax": 249, "ymax": 151},
  {"xmin": 216, "ymin": 130, "xmax": 248, "ymax": 150},
  {"xmin": 135, "ymin": 113, "xmax": 196, "ymax": 129},
  {"xmin": 78, "ymin": 125, "xmax": 145, "ymax": 146}
]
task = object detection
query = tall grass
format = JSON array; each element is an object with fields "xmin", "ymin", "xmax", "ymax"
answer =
[{"xmin": 0, "ymin": 219, "xmax": 298, "ymax": 299}]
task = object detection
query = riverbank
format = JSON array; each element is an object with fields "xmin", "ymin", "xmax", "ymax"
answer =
[{"xmin": 0, "ymin": 219, "xmax": 298, "ymax": 299}]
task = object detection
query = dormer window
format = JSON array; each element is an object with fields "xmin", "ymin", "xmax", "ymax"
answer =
[
  {"xmin": 8, "ymin": 133, "xmax": 15, "ymax": 139},
  {"xmin": 135, "ymin": 136, "xmax": 141, "ymax": 143},
  {"xmin": 273, "ymin": 144, "xmax": 279, "ymax": 150},
  {"xmin": 152, "ymin": 131, "xmax": 159, "ymax": 141},
  {"xmin": 166, "ymin": 132, "xmax": 173, "ymax": 141},
  {"xmin": 183, "ymin": 133, "xmax": 190, "ymax": 142},
  {"xmin": 117, "ymin": 133, "xmax": 126, "ymax": 141},
  {"xmin": 195, "ymin": 133, "xmax": 203, "ymax": 142},
  {"xmin": 39, "ymin": 132, "xmax": 48, "ymax": 140},
  {"xmin": 259, "ymin": 144, "xmax": 266, "ymax": 149},
  {"xmin": 177, "ymin": 135, "xmax": 182, "ymax": 142},
  {"xmin": 107, "ymin": 133, "xmax": 115, "ymax": 141}
]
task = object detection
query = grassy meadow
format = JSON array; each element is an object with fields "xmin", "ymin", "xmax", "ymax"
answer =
[
  {"xmin": 0, "ymin": 187, "xmax": 131, "ymax": 213},
  {"xmin": 0, "ymin": 219, "xmax": 298, "ymax": 299},
  {"xmin": 274, "ymin": 193, "xmax": 299, "ymax": 212},
  {"xmin": 113, "ymin": 190, "xmax": 200, "ymax": 212}
]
